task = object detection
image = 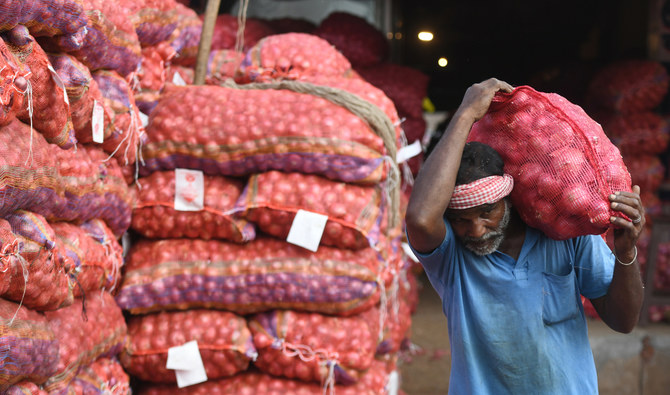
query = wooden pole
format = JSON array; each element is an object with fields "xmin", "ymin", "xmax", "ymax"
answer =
[{"xmin": 194, "ymin": 0, "xmax": 222, "ymax": 85}]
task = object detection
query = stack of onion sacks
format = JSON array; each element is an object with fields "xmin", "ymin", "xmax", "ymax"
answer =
[{"xmin": 468, "ymin": 85, "xmax": 632, "ymax": 240}]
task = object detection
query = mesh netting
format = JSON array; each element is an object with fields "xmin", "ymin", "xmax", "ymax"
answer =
[
  {"xmin": 236, "ymin": 33, "xmax": 351, "ymax": 83},
  {"xmin": 0, "ymin": 37, "xmax": 29, "ymax": 127},
  {"xmin": 140, "ymin": 358, "xmax": 395, "ymax": 395},
  {"xmin": 313, "ymin": 12, "xmax": 388, "ymax": 68},
  {"xmin": 0, "ymin": 298, "xmax": 59, "ymax": 391},
  {"xmin": 249, "ymin": 309, "xmax": 376, "ymax": 385},
  {"xmin": 47, "ymin": 53, "xmax": 115, "ymax": 144},
  {"xmin": 165, "ymin": 2, "xmax": 201, "ymax": 66},
  {"xmin": 239, "ymin": 171, "xmax": 384, "ymax": 250},
  {"xmin": 68, "ymin": 357, "xmax": 130, "ymax": 395},
  {"xmin": 132, "ymin": 170, "xmax": 255, "ymax": 242},
  {"xmin": 121, "ymin": 309, "xmax": 255, "ymax": 383},
  {"xmin": 121, "ymin": 0, "xmax": 180, "ymax": 47},
  {"xmin": 3, "ymin": 210, "xmax": 74, "ymax": 311},
  {"xmin": 116, "ymin": 237, "xmax": 384, "ymax": 316},
  {"xmin": 51, "ymin": 220, "xmax": 123, "ymax": 297},
  {"xmin": 5, "ymin": 380, "xmax": 48, "ymax": 394},
  {"xmin": 141, "ymin": 84, "xmax": 390, "ymax": 184},
  {"xmin": 586, "ymin": 60, "xmax": 669, "ymax": 114},
  {"xmin": 467, "ymin": 85, "xmax": 632, "ymax": 240},
  {"xmin": 0, "ymin": 0, "xmax": 88, "ymax": 38},
  {"xmin": 595, "ymin": 111, "xmax": 669, "ymax": 156},
  {"xmin": 43, "ymin": 291, "xmax": 127, "ymax": 394},
  {"xmin": 5, "ymin": 26, "xmax": 76, "ymax": 150},
  {"xmin": 622, "ymin": 154, "xmax": 665, "ymax": 193}
]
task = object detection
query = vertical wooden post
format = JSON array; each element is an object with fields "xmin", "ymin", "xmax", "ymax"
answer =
[{"xmin": 194, "ymin": 0, "xmax": 222, "ymax": 85}]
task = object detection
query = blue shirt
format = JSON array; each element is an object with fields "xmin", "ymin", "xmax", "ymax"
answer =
[{"xmin": 409, "ymin": 220, "xmax": 615, "ymax": 395}]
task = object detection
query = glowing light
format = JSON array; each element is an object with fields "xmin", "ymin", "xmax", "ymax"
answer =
[
  {"xmin": 395, "ymin": 32, "xmax": 402, "ymax": 40},
  {"xmin": 438, "ymin": 57, "xmax": 448, "ymax": 67},
  {"xmin": 418, "ymin": 31, "xmax": 434, "ymax": 41}
]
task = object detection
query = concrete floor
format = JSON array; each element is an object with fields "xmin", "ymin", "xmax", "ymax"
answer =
[{"xmin": 398, "ymin": 274, "xmax": 670, "ymax": 395}]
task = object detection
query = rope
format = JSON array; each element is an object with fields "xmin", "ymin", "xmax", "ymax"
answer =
[
  {"xmin": 235, "ymin": 0, "xmax": 250, "ymax": 53},
  {"xmin": 273, "ymin": 338, "xmax": 339, "ymax": 395},
  {"xmin": 222, "ymin": 79, "xmax": 402, "ymax": 230}
]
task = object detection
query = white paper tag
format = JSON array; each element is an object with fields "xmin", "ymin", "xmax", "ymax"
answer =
[
  {"xmin": 286, "ymin": 209, "xmax": 329, "ymax": 252},
  {"xmin": 401, "ymin": 242, "xmax": 419, "ymax": 263},
  {"xmin": 92, "ymin": 100, "xmax": 104, "ymax": 143},
  {"xmin": 166, "ymin": 340, "xmax": 208, "ymax": 388},
  {"xmin": 386, "ymin": 370, "xmax": 400, "ymax": 395},
  {"xmin": 174, "ymin": 169, "xmax": 204, "ymax": 211},
  {"xmin": 172, "ymin": 72, "xmax": 186, "ymax": 86},
  {"xmin": 139, "ymin": 111, "xmax": 150, "ymax": 128},
  {"xmin": 396, "ymin": 140, "xmax": 422, "ymax": 164},
  {"xmin": 47, "ymin": 64, "xmax": 69, "ymax": 105}
]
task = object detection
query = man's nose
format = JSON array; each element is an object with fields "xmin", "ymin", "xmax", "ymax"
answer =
[{"xmin": 465, "ymin": 219, "xmax": 488, "ymax": 239}]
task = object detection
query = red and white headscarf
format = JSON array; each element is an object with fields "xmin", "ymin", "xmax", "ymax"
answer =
[{"xmin": 448, "ymin": 174, "xmax": 514, "ymax": 210}]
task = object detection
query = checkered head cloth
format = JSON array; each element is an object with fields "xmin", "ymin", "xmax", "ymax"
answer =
[{"xmin": 448, "ymin": 174, "xmax": 514, "ymax": 210}]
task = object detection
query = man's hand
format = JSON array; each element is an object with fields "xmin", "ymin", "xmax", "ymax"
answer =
[
  {"xmin": 456, "ymin": 78, "xmax": 514, "ymax": 123},
  {"xmin": 609, "ymin": 185, "xmax": 645, "ymax": 262}
]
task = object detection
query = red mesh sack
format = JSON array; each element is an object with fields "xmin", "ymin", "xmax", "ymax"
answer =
[
  {"xmin": 67, "ymin": 357, "xmax": 130, "ymax": 395},
  {"xmin": 356, "ymin": 63, "xmax": 429, "ymax": 119},
  {"xmin": 595, "ymin": 111, "xmax": 669, "ymax": 156},
  {"xmin": 264, "ymin": 17, "xmax": 316, "ymax": 34},
  {"xmin": 138, "ymin": 43, "xmax": 177, "ymax": 92},
  {"xmin": 0, "ymin": 0, "xmax": 88, "ymax": 39},
  {"xmin": 314, "ymin": 12, "xmax": 388, "ymax": 68},
  {"xmin": 0, "ymin": 37, "xmax": 29, "ymax": 127},
  {"xmin": 50, "ymin": 0, "xmax": 142, "ymax": 77},
  {"xmin": 47, "ymin": 53, "xmax": 115, "ymax": 144},
  {"xmin": 467, "ymin": 85, "xmax": 632, "ymax": 240},
  {"xmin": 2, "ymin": 211, "xmax": 74, "ymax": 311},
  {"xmin": 43, "ymin": 291, "xmax": 127, "ymax": 393},
  {"xmin": 586, "ymin": 60, "xmax": 669, "ymax": 113},
  {"xmin": 249, "ymin": 309, "xmax": 377, "ymax": 385},
  {"xmin": 5, "ymin": 381, "xmax": 48, "ymax": 394},
  {"xmin": 621, "ymin": 154, "xmax": 665, "ymax": 193},
  {"xmin": 236, "ymin": 33, "xmax": 352, "ymax": 83},
  {"xmin": 239, "ymin": 171, "xmax": 384, "ymax": 250},
  {"xmin": 121, "ymin": 0, "xmax": 181, "ymax": 47},
  {"xmin": 5, "ymin": 26, "xmax": 76, "ymax": 149},
  {"xmin": 115, "ymin": 237, "xmax": 384, "ymax": 316},
  {"xmin": 0, "ymin": 298, "xmax": 60, "ymax": 391},
  {"xmin": 210, "ymin": 14, "xmax": 275, "ymax": 52},
  {"xmin": 51, "ymin": 221, "xmax": 123, "ymax": 297},
  {"xmin": 140, "ymin": 358, "xmax": 395, "ymax": 395},
  {"xmin": 132, "ymin": 170, "xmax": 255, "ymax": 242},
  {"xmin": 93, "ymin": 70, "xmax": 144, "ymax": 165},
  {"xmin": 121, "ymin": 309, "xmax": 256, "ymax": 383},
  {"xmin": 165, "ymin": 3, "xmax": 202, "ymax": 66},
  {"xmin": 141, "ymin": 84, "xmax": 393, "ymax": 184},
  {"xmin": 206, "ymin": 50, "xmax": 244, "ymax": 85}
]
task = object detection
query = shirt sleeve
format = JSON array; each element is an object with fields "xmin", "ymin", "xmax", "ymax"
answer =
[
  {"xmin": 573, "ymin": 234, "xmax": 615, "ymax": 299},
  {"xmin": 406, "ymin": 219, "xmax": 455, "ymax": 297}
]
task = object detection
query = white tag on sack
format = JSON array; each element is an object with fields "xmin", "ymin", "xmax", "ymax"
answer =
[
  {"xmin": 47, "ymin": 64, "xmax": 69, "ymax": 105},
  {"xmin": 172, "ymin": 72, "xmax": 186, "ymax": 86},
  {"xmin": 396, "ymin": 140, "xmax": 422, "ymax": 164},
  {"xmin": 139, "ymin": 111, "xmax": 150, "ymax": 128},
  {"xmin": 92, "ymin": 100, "xmax": 104, "ymax": 143},
  {"xmin": 401, "ymin": 242, "xmax": 420, "ymax": 263},
  {"xmin": 386, "ymin": 371, "xmax": 400, "ymax": 395},
  {"xmin": 166, "ymin": 340, "xmax": 208, "ymax": 388},
  {"xmin": 287, "ymin": 209, "xmax": 329, "ymax": 252},
  {"xmin": 174, "ymin": 169, "xmax": 204, "ymax": 211}
]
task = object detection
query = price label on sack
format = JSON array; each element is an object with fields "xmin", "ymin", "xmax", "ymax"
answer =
[
  {"xmin": 401, "ymin": 242, "xmax": 420, "ymax": 263},
  {"xmin": 396, "ymin": 140, "xmax": 422, "ymax": 164},
  {"xmin": 166, "ymin": 340, "xmax": 208, "ymax": 388},
  {"xmin": 175, "ymin": 169, "xmax": 204, "ymax": 211},
  {"xmin": 138, "ymin": 111, "xmax": 150, "ymax": 128},
  {"xmin": 286, "ymin": 209, "xmax": 329, "ymax": 252},
  {"xmin": 92, "ymin": 100, "xmax": 104, "ymax": 143},
  {"xmin": 172, "ymin": 72, "xmax": 187, "ymax": 86},
  {"xmin": 47, "ymin": 64, "xmax": 69, "ymax": 106}
]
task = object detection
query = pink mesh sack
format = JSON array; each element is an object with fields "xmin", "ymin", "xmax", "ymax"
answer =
[
  {"xmin": 2, "ymin": 211, "xmax": 74, "ymax": 311},
  {"xmin": 165, "ymin": 2, "xmax": 202, "ymax": 66},
  {"xmin": 116, "ymin": 237, "xmax": 384, "ymax": 316},
  {"xmin": 236, "ymin": 33, "xmax": 352, "ymax": 83},
  {"xmin": 5, "ymin": 26, "xmax": 76, "ymax": 149},
  {"xmin": 121, "ymin": 0, "xmax": 181, "ymax": 47},
  {"xmin": 314, "ymin": 12, "xmax": 388, "ymax": 68},
  {"xmin": 622, "ymin": 154, "xmax": 665, "ymax": 193},
  {"xmin": 0, "ymin": 0, "xmax": 88, "ymax": 39},
  {"xmin": 0, "ymin": 299, "xmax": 60, "ymax": 391},
  {"xmin": 0, "ymin": 37, "xmax": 29, "ymax": 127},
  {"xmin": 67, "ymin": 357, "xmax": 130, "ymax": 395},
  {"xmin": 43, "ymin": 291, "xmax": 127, "ymax": 394},
  {"xmin": 586, "ymin": 60, "xmax": 669, "ymax": 114},
  {"xmin": 121, "ymin": 309, "xmax": 256, "ymax": 383},
  {"xmin": 132, "ymin": 170, "xmax": 255, "ymax": 242},
  {"xmin": 5, "ymin": 381, "xmax": 48, "ymax": 394},
  {"xmin": 238, "ymin": 171, "xmax": 384, "ymax": 250},
  {"xmin": 467, "ymin": 85, "xmax": 632, "ymax": 240},
  {"xmin": 596, "ymin": 111, "xmax": 669, "ymax": 156},
  {"xmin": 249, "ymin": 309, "xmax": 377, "ymax": 385}
]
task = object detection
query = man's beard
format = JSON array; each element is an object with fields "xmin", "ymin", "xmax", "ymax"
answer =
[{"xmin": 460, "ymin": 200, "xmax": 511, "ymax": 256}]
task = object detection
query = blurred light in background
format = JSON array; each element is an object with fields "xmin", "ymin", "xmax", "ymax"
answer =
[
  {"xmin": 418, "ymin": 31, "xmax": 434, "ymax": 41},
  {"xmin": 438, "ymin": 57, "xmax": 448, "ymax": 67}
]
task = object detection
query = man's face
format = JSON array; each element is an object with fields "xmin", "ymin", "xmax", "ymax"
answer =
[{"xmin": 446, "ymin": 199, "xmax": 511, "ymax": 256}]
